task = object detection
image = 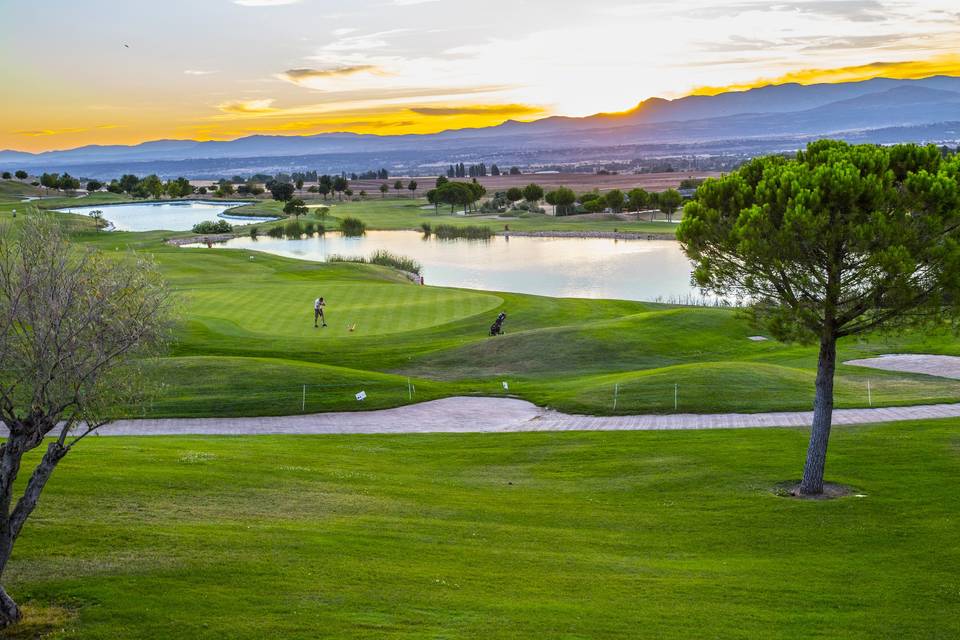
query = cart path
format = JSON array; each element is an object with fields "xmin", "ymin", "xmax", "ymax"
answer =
[{"xmin": 90, "ymin": 396, "xmax": 960, "ymax": 436}]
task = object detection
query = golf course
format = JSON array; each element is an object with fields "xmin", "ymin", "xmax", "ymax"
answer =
[{"xmin": 1, "ymin": 183, "xmax": 959, "ymax": 637}]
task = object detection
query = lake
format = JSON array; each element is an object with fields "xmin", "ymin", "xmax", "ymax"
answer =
[
  {"xmin": 195, "ymin": 231, "xmax": 709, "ymax": 303},
  {"xmin": 55, "ymin": 200, "xmax": 276, "ymax": 232}
]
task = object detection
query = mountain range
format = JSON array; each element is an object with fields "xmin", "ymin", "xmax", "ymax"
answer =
[{"xmin": 4, "ymin": 76, "xmax": 960, "ymax": 178}]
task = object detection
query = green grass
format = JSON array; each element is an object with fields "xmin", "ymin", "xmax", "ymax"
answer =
[
  {"xmin": 5, "ymin": 420, "xmax": 960, "ymax": 638},
  {"xmin": 0, "ymin": 181, "xmax": 42, "ymax": 200},
  {"xmin": 3, "ymin": 193, "xmax": 960, "ymax": 418}
]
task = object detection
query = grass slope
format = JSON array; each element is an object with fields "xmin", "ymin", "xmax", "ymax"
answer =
[{"xmin": 5, "ymin": 420, "xmax": 959, "ymax": 638}]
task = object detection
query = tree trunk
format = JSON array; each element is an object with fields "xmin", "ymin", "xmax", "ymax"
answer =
[
  {"xmin": 0, "ymin": 585, "xmax": 20, "ymax": 628},
  {"xmin": 799, "ymin": 335, "xmax": 837, "ymax": 495}
]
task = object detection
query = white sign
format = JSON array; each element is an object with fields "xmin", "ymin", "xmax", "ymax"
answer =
[
  {"xmin": 355, "ymin": 390, "xmax": 367, "ymax": 401},
  {"xmin": 502, "ymin": 381, "xmax": 509, "ymax": 390}
]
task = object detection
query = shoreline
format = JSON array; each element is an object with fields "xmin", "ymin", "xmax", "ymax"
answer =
[{"xmin": 496, "ymin": 229, "xmax": 677, "ymax": 241}]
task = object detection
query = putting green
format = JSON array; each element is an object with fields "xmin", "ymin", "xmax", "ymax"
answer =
[{"xmin": 184, "ymin": 282, "xmax": 503, "ymax": 337}]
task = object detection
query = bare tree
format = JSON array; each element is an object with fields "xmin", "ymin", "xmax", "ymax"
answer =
[{"xmin": 0, "ymin": 216, "xmax": 172, "ymax": 627}]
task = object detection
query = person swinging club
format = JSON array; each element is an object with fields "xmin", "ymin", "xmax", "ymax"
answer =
[{"xmin": 314, "ymin": 296, "xmax": 327, "ymax": 328}]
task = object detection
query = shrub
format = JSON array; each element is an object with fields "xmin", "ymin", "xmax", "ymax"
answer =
[
  {"xmin": 249, "ymin": 226, "xmax": 258, "ymax": 238},
  {"xmin": 339, "ymin": 217, "xmax": 366, "ymax": 236},
  {"xmin": 420, "ymin": 222, "xmax": 432, "ymax": 237},
  {"xmin": 328, "ymin": 251, "xmax": 422, "ymax": 275},
  {"xmin": 303, "ymin": 221, "xmax": 316, "ymax": 236},
  {"xmin": 433, "ymin": 224, "xmax": 493, "ymax": 240},
  {"xmin": 283, "ymin": 220, "xmax": 302, "ymax": 238},
  {"xmin": 369, "ymin": 250, "xmax": 421, "ymax": 274},
  {"xmin": 191, "ymin": 219, "xmax": 233, "ymax": 234},
  {"xmin": 266, "ymin": 225, "xmax": 284, "ymax": 238}
]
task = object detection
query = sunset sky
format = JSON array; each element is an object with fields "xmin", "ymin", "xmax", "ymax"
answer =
[{"xmin": 2, "ymin": 0, "xmax": 960, "ymax": 152}]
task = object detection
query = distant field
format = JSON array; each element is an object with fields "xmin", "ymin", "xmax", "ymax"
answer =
[
  {"xmin": 191, "ymin": 171, "xmax": 717, "ymax": 195},
  {"xmin": 349, "ymin": 170, "xmax": 719, "ymax": 195}
]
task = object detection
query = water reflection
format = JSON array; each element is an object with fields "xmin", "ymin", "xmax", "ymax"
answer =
[{"xmin": 194, "ymin": 230, "xmax": 705, "ymax": 302}]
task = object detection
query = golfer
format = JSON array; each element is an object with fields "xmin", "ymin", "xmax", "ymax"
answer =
[{"xmin": 314, "ymin": 296, "xmax": 327, "ymax": 328}]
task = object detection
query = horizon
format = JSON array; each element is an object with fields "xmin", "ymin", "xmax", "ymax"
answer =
[
  {"xmin": 3, "ymin": 0, "xmax": 960, "ymax": 153},
  {"xmin": 5, "ymin": 71, "xmax": 960, "ymax": 157}
]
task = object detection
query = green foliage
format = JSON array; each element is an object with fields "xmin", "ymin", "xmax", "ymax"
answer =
[
  {"xmin": 270, "ymin": 182, "xmax": 295, "ymax": 202},
  {"xmin": 135, "ymin": 174, "xmax": 164, "ymax": 199},
  {"xmin": 339, "ymin": 216, "xmax": 367, "ymax": 236},
  {"xmin": 522, "ymin": 183, "xmax": 544, "ymax": 203},
  {"xmin": 605, "ymin": 189, "xmax": 625, "ymax": 212},
  {"xmin": 191, "ymin": 219, "xmax": 233, "ymax": 234},
  {"xmin": 657, "ymin": 188, "xmax": 682, "ymax": 221},
  {"xmin": 283, "ymin": 220, "xmax": 303, "ymax": 238},
  {"xmin": 506, "ymin": 187, "xmax": 523, "ymax": 203},
  {"xmin": 679, "ymin": 141, "xmax": 960, "ymax": 344},
  {"xmin": 433, "ymin": 224, "xmax": 493, "ymax": 239},
  {"xmin": 628, "ymin": 187, "xmax": 650, "ymax": 216},
  {"xmin": 14, "ymin": 171, "xmax": 27, "ymax": 180},
  {"xmin": 545, "ymin": 186, "xmax": 577, "ymax": 215},
  {"xmin": 283, "ymin": 198, "xmax": 308, "ymax": 218},
  {"xmin": 679, "ymin": 140, "xmax": 960, "ymax": 493},
  {"xmin": 165, "ymin": 177, "xmax": 194, "ymax": 198},
  {"xmin": 369, "ymin": 249, "xmax": 422, "ymax": 274}
]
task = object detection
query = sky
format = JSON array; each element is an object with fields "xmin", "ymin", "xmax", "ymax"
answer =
[{"xmin": 2, "ymin": 0, "xmax": 959, "ymax": 152}]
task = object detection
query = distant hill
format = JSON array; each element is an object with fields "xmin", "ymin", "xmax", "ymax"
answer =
[{"xmin": 4, "ymin": 75, "xmax": 960, "ymax": 177}]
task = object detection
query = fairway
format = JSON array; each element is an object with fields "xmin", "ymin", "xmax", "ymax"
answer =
[
  {"xmin": 5, "ymin": 192, "xmax": 960, "ymax": 419},
  {"xmin": 5, "ymin": 420, "xmax": 959, "ymax": 638}
]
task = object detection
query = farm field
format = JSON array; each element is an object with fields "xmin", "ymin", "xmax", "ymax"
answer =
[
  {"xmin": 4, "ymin": 420, "xmax": 959, "ymax": 638},
  {"xmin": 346, "ymin": 170, "xmax": 720, "ymax": 195}
]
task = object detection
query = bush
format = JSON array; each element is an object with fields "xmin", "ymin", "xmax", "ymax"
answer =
[
  {"xmin": 433, "ymin": 224, "xmax": 493, "ymax": 240},
  {"xmin": 328, "ymin": 251, "xmax": 422, "ymax": 275},
  {"xmin": 283, "ymin": 220, "xmax": 303, "ymax": 238},
  {"xmin": 369, "ymin": 250, "xmax": 422, "ymax": 274},
  {"xmin": 303, "ymin": 221, "xmax": 316, "ymax": 236},
  {"xmin": 249, "ymin": 226, "xmax": 258, "ymax": 238},
  {"xmin": 191, "ymin": 219, "xmax": 233, "ymax": 234},
  {"xmin": 339, "ymin": 217, "xmax": 366, "ymax": 236},
  {"xmin": 266, "ymin": 225, "xmax": 284, "ymax": 238},
  {"xmin": 420, "ymin": 222, "xmax": 432, "ymax": 237}
]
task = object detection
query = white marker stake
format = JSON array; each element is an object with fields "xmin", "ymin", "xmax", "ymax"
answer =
[
  {"xmin": 356, "ymin": 390, "xmax": 367, "ymax": 401},
  {"xmin": 867, "ymin": 380, "xmax": 872, "ymax": 407},
  {"xmin": 407, "ymin": 378, "xmax": 412, "ymax": 400},
  {"xmin": 502, "ymin": 381, "xmax": 509, "ymax": 391},
  {"xmin": 613, "ymin": 383, "xmax": 619, "ymax": 411},
  {"xmin": 674, "ymin": 384, "xmax": 678, "ymax": 411},
  {"xmin": 302, "ymin": 384, "xmax": 306, "ymax": 411}
]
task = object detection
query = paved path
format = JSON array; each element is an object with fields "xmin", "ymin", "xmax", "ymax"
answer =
[{"xmin": 94, "ymin": 396, "xmax": 960, "ymax": 436}]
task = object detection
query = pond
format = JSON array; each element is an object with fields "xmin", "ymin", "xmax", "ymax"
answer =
[
  {"xmin": 195, "ymin": 231, "xmax": 710, "ymax": 303},
  {"xmin": 54, "ymin": 200, "xmax": 276, "ymax": 232}
]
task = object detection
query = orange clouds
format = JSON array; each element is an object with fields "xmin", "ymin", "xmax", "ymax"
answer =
[
  {"xmin": 691, "ymin": 54, "xmax": 960, "ymax": 96},
  {"xmin": 216, "ymin": 99, "xmax": 279, "ymax": 115}
]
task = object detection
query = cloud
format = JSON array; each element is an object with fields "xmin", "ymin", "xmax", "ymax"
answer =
[
  {"xmin": 217, "ymin": 99, "xmax": 278, "ymax": 114},
  {"xmin": 277, "ymin": 66, "xmax": 384, "ymax": 86},
  {"xmin": 391, "ymin": 0, "xmax": 442, "ymax": 4},
  {"xmin": 690, "ymin": 53, "xmax": 960, "ymax": 95},
  {"xmin": 12, "ymin": 127, "xmax": 87, "ymax": 136},
  {"xmin": 233, "ymin": 0, "xmax": 300, "ymax": 5},
  {"xmin": 410, "ymin": 104, "xmax": 544, "ymax": 117},
  {"xmin": 184, "ymin": 69, "xmax": 218, "ymax": 76}
]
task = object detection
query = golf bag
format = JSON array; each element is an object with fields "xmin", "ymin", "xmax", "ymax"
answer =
[{"xmin": 489, "ymin": 312, "xmax": 506, "ymax": 336}]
